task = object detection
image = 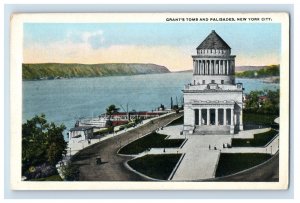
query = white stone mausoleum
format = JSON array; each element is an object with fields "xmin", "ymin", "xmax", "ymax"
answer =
[{"xmin": 183, "ymin": 30, "xmax": 244, "ymax": 135}]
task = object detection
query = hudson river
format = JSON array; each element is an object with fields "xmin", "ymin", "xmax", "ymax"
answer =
[{"xmin": 23, "ymin": 72, "xmax": 279, "ymax": 136}]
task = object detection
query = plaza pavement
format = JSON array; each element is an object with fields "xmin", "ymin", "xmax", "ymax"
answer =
[{"xmin": 151, "ymin": 125, "xmax": 279, "ymax": 180}]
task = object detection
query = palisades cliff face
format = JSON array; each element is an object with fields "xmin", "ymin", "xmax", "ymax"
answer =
[{"xmin": 22, "ymin": 63, "xmax": 170, "ymax": 80}]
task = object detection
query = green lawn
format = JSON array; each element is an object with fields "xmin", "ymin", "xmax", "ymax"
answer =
[
  {"xmin": 243, "ymin": 113, "xmax": 278, "ymax": 126},
  {"xmin": 232, "ymin": 129, "xmax": 278, "ymax": 147},
  {"xmin": 128, "ymin": 154, "xmax": 182, "ymax": 180},
  {"xmin": 118, "ymin": 132, "xmax": 185, "ymax": 155},
  {"xmin": 167, "ymin": 116, "xmax": 184, "ymax": 126},
  {"xmin": 215, "ymin": 153, "xmax": 272, "ymax": 177},
  {"xmin": 30, "ymin": 174, "xmax": 63, "ymax": 181}
]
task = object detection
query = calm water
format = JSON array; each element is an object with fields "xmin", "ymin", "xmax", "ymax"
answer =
[{"xmin": 23, "ymin": 72, "xmax": 279, "ymax": 136}]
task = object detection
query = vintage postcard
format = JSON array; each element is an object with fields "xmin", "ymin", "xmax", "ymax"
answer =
[{"xmin": 10, "ymin": 13, "xmax": 289, "ymax": 190}]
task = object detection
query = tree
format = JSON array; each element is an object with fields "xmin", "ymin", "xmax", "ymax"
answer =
[
  {"xmin": 245, "ymin": 90, "xmax": 262, "ymax": 112},
  {"xmin": 244, "ymin": 89, "xmax": 279, "ymax": 115},
  {"xmin": 61, "ymin": 163, "xmax": 80, "ymax": 181},
  {"xmin": 22, "ymin": 114, "xmax": 67, "ymax": 175},
  {"xmin": 106, "ymin": 104, "xmax": 120, "ymax": 119}
]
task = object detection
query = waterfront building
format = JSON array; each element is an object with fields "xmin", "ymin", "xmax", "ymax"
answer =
[
  {"xmin": 68, "ymin": 126, "xmax": 94, "ymax": 143},
  {"xmin": 183, "ymin": 30, "xmax": 244, "ymax": 135}
]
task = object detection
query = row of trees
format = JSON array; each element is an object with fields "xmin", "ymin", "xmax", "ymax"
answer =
[
  {"xmin": 236, "ymin": 65, "xmax": 279, "ymax": 78},
  {"xmin": 22, "ymin": 114, "xmax": 67, "ymax": 179},
  {"xmin": 244, "ymin": 89, "xmax": 279, "ymax": 115}
]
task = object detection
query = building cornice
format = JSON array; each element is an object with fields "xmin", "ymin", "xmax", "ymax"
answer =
[
  {"xmin": 191, "ymin": 55, "xmax": 236, "ymax": 59},
  {"xmin": 182, "ymin": 89, "xmax": 243, "ymax": 93}
]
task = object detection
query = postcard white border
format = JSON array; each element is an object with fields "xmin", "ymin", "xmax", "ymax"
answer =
[{"xmin": 10, "ymin": 12, "xmax": 290, "ymax": 190}]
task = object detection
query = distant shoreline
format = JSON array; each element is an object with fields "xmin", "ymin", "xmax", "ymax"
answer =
[
  {"xmin": 22, "ymin": 72, "xmax": 173, "ymax": 81},
  {"xmin": 22, "ymin": 63, "xmax": 171, "ymax": 81}
]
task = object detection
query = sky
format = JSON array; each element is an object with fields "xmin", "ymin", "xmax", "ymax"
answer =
[{"xmin": 23, "ymin": 23, "xmax": 281, "ymax": 72}]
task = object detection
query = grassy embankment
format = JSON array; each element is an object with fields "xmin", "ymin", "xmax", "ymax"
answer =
[
  {"xmin": 215, "ymin": 153, "xmax": 272, "ymax": 177},
  {"xmin": 232, "ymin": 129, "xmax": 278, "ymax": 147},
  {"xmin": 128, "ymin": 154, "xmax": 182, "ymax": 180},
  {"xmin": 118, "ymin": 132, "xmax": 185, "ymax": 155},
  {"xmin": 167, "ymin": 115, "xmax": 184, "ymax": 126}
]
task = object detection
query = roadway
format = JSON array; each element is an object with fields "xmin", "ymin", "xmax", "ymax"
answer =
[{"xmin": 71, "ymin": 112, "xmax": 183, "ymax": 181}]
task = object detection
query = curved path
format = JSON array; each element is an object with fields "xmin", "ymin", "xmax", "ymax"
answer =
[{"xmin": 71, "ymin": 112, "xmax": 183, "ymax": 181}]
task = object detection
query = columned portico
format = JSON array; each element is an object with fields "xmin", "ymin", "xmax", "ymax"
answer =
[
  {"xmin": 192, "ymin": 106, "xmax": 236, "ymax": 127},
  {"xmin": 193, "ymin": 59, "xmax": 236, "ymax": 76}
]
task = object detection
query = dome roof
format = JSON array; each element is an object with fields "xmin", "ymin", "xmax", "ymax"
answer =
[{"xmin": 197, "ymin": 30, "xmax": 231, "ymax": 50}]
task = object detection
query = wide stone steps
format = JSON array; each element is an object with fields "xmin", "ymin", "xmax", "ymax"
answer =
[{"xmin": 193, "ymin": 125, "xmax": 230, "ymax": 135}]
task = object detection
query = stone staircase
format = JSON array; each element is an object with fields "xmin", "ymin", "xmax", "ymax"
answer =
[{"xmin": 193, "ymin": 125, "xmax": 230, "ymax": 135}]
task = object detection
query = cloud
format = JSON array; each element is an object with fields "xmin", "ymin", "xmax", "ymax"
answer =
[{"xmin": 66, "ymin": 30, "xmax": 105, "ymax": 49}]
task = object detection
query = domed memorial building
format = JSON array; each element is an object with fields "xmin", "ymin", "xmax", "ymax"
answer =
[{"xmin": 183, "ymin": 30, "xmax": 244, "ymax": 135}]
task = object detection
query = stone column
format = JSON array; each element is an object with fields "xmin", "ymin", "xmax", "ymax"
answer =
[
  {"xmin": 223, "ymin": 108, "xmax": 227, "ymax": 125},
  {"xmin": 195, "ymin": 60, "xmax": 197, "ymax": 75},
  {"xmin": 205, "ymin": 60, "xmax": 210, "ymax": 75},
  {"xmin": 198, "ymin": 60, "xmax": 200, "ymax": 75},
  {"xmin": 212, "ymin": 60, "xmax": 215, "ymax": 75},
  {"xmin": 223, "ymin": 60, "xmax": 226, "ymax": 75},
  {"xmin": 221, "ymin": 60, "xmax": 224, "ymax": 75},
  {"xmin": 199, "ymin": 60, "xmax": 202, "ymax": 75},
  {"xmin": 230, "ymin": 108, "xmax": 234, "ymax": 134},
  {"xmin": 215, "ymin": 108, "xmax": 218, "ymax": 126},
  {"xmin": 199, "ymin": 108, "xmax": 202, "ymax": 126},
  {"xmin": 215, "ymin": 60, "xmax": 217, "ymax": 75},
  {"xmin": 204, "ymin": 60, "xmax": 206, "ymax": 75},
  {"xmin": 204, "ymin": 60, "xmax": 207, "ymax": 75},
  {"xmin": 207, "ymin": 108, "xmax": 210, "ymax": 125},
  {"xmin": 226, "ymin": 60, "xmax": 229, "ymax": 75},
  {"xmin": 193, "ymin": 60, "xmax": 195, "ymax": 74},
  {"xmin": 220, "ymin": 60, "xmax": 222, "ymax": 75},
  {"xmin": 239, "ymin": 109, "xmax": 243, "ymax": 131},
  {"xmin": 209, "ymin": 60, "xmax": 212, "ymax": 75},
  {"xmin": 217, "ymin": 60, "xmax": 219, "ymax": 75},
  {"xmin": 191, "ymin": 109, "xmax": 195, "ymax": 127}
]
